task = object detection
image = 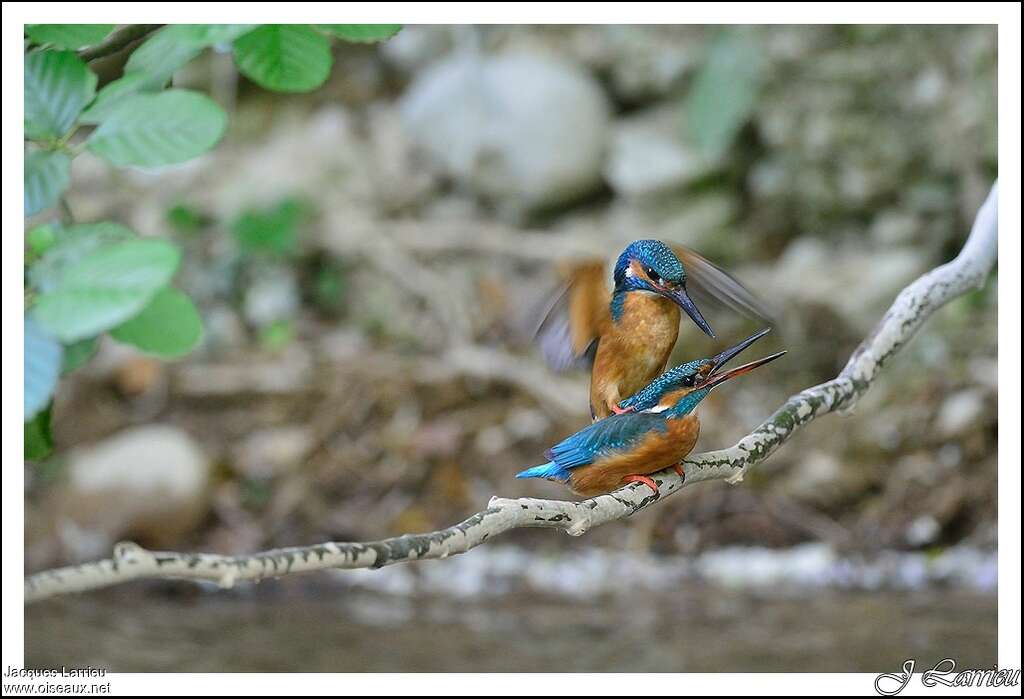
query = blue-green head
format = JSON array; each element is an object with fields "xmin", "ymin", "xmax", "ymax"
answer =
[
  {"xmin": 611, "ymin": 240, "xmax": 715, "ymax": 337},
  {"xmin": 617, "ymin": 328, "xmax": 785, "ymax": 417}
]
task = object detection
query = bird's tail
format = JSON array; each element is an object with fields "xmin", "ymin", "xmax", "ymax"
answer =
[{"xmin": 515, "ymin": 461, "xmax": 568, "ymax": 482}]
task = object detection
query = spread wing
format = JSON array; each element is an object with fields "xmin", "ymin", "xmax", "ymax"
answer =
[
  {"xmin": 545, "ymin": 413, "xmax": 666, "ymax": 471},
  {"xmin": 670, "ymin": 244, "xmax": 777, "ymax": 326},
  {"xmin": 529, "ymin": 260, "xmax": 610, "ymax": 372}
]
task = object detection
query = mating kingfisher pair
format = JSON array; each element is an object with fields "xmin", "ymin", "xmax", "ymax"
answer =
[{"xmin": 517, "ymin": 240, "xmax": 784, "ymax": 497}]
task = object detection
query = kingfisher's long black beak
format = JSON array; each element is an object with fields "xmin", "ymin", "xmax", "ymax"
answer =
[
  {"xmin": 698, "ymin": 327, "xmax": 785, "ymax": 391},
  {"xmin": 667, "ymin": 286, "xmax": 715, "ymax": 338}
]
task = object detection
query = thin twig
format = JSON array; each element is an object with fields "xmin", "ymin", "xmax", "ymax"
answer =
[
  {"xmin": 77, "ymin": 25, "xmax": 162, "ymax": 62},
  {"xmin": 23, "ymin": 183, "xmax": 998, "ymax": 604}
]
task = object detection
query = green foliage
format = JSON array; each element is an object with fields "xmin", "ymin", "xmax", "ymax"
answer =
[
  {"xmin": 22, "ymin": 23, "xmax": 401, "ymax": 445},
  {"xmin": 312, "ymin": 260, "xmax": 347, "ymax": 314},
  {"xmin": 31, "ymin": 237, "xmax": 181, "ymax": 342},
  {"xmin": 259, "ymin": 319, "xmax": 295, "ymax": 352},
  {"xmin": 26, "ymin": 224, "xmax": 58, "ymax": 259},
  {"xmin": 24, "ymin": 50, "xmax": 96, "ymax": 141},
  {"xmin": 24, "ymin": 149, "xmax": 70, "ymax": 217},
  {"xmin": 232, "ymin": 198, "xmax": 308, "ymax": 257},
  {"xmin": 166, "ymin": 203, "xmax": 208, "ymax": 235},
  {"xmin": 125, "ymin": 24, "xmax": 256, "ymax": 89},
  {"xmin": 28, "ymin": 222, "xmax": 137, "ymax": 292},
  {"xmin": 25, "ymin": 406, "xmax": 55, "ymax": 460},
  {"xmin": 87, "ymin": 90, "xmax": 227, "ymax": 167},
  {"xmin": 233, "ymin": 25, "xmax": 331, "ymax": 93},
  {"xmin": 25, "ymin": 24, "xmax": 115, "ymax": 50},
  {"xmin": 685, "ymin": 31, "xmax": 762, "ymax": 160},
  {"xmin": 317, "ymin": 25, "xmax": 402, "ymax": 43},
  {"xmin": 25, "ymin": 319, "xmax": 63, "ymax": 420},
  {"xmin": 111, "ymin": 287, "xmax": 204, "ymax": 358},
  {"xmin": 78, "ymin": 72, "xmax": 150, "ymax": 125}
]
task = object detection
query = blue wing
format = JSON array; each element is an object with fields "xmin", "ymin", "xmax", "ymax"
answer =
[{"xmin": 545, "ymin": 413, "xmax": 668, "ymax": 472}]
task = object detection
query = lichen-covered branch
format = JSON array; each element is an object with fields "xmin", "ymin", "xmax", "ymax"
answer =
[{"xmin": 23, "ymin": 183, "xmax": 998, "ymax": 604}]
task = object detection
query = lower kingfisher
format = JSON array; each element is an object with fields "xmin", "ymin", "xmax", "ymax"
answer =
[
  {"xmin": 516, "ymin": 328, "xmax": 784, "ymax": 497},
  {"xmin": 532, "ymin": 240, "xmax": 774, "ymax": 420}
]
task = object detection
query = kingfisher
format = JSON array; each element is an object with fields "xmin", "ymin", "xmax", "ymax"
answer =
[
  {"xmin": 516, "ymin": 328, "xmax": 784, "ymax": 497},
  {"xmin": 532, "ymin": 240, "xmax": 774, "ymax": 420}
]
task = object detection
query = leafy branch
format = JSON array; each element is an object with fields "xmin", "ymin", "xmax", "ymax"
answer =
[{"xmin": 23, "ymin": 24, "xmax": 402, "ymax": 458}]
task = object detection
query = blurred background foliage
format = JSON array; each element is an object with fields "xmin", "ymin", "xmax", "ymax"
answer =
[{"xmin": 24, "ymin": 24, "xmax": 997, "ymax": 672}]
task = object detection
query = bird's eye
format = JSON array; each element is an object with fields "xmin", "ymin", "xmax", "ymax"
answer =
[
  {"xmin": 681, "ymin": 375, "xmax": 696, "ymax": 387},
  {"xmin": 644, "ymin": 266, "xmax": 663, "ymax": 284}
]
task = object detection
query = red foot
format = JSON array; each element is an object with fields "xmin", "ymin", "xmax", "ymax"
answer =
[
  {"xmin": 673, "ymin": 464, "xmax": 685, "ymax": 479},
  {"xmin": 622, "ymin": 474, "xmax": 659, "ymax": 494},
  {"xmin": 610, "ymin": 403, "xmax": 633, "ymax": 415}
]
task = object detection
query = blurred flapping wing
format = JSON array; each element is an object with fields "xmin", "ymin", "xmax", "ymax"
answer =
[
  {"xmin": 531, "ymin": 260, "xmax": 610, "ymax": 372},
  {"xmin": 671, "ymin": 244, "xmax": 777, "ymax": 327}
]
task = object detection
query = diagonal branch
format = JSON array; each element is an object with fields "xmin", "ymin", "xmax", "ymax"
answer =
[
  {"xmin": 77, "ymin": 24, "xmax": 162, "ymax": 62},
  {"xmin": 23, "ymin": 183, "xmax": 998, "ymax": 604}
]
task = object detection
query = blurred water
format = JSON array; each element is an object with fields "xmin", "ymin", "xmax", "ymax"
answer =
[
  {"xmin": 327, "ymin": 544, "xmax": 998, "ymax": 599},
  {"xmin": 25, "ymin": 544, "xmax": 996, "ymax": 673},
  {"xmin": 25, "ymin": 585, "xmax": 996, "ymax": 673}
]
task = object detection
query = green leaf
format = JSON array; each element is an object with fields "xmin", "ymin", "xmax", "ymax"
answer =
[
  {"xmin": 231, "ymin": 198, "xmax": 307, "ymax": 256},
  {"xmin": 79, "ymin": 72, "xmax": 150, "ymax": 125},
  {"xmin": 125, "ymin": 24, "xmax": 257, "ymax": 89},
  {"xmin": 685, "ymin": 32, "xmax": 762, "ymax": 160},
  {"xmin": 317, "ymin": 25, "xmax": 402, "ymax": 43},
  {"xmin": 233, "ymin": 25, "xmax": 331, "ymax": 93},
  {"xmin": 24, "ymin": 50, "xmax": 97, "ymax": 141},
  {"xmin": 25, "ymin": 406, "xmax": 54, "ymax": 460},
  {"xmin": 82, "ymin": 25, "xmax": 252, "ymax": 124},
  {"xmin": 111, "ymin": 287, "xmax": 203, "ymax": 358},
  {"xmin": 24, "ymin": 149, "xmax": 71, "ymax": 217},
  {"xmin": 87, "ymin": 89, "xmax": 227, "ymax": 167},
  {"xmin": 166, "ymin": 202, "xmax": 207, "ymax": 234},
  {"xmin": 31, "ymin": 239, "xmax": 181, "ymax": 342},
  {"xmin": 61, "ymin": 337, "xmax": 99, "ymax": 374},
  {"xmin": 26, "ymin": 224, "xmax": 59, "ymax": 258},
  {"xmin": 25, "ymin": 318, "xmax": 63, "ymax": 420},
  {"xmin": 26, "ymin": 24, "xmax": 115, "ymax": 49},
  {"xmin": 28, "ymin": 222, "xmax": 136, "ymax": 293},
  {"xmin": 259, "ymin": 319, "xmax": 294, "ymax": 352}
]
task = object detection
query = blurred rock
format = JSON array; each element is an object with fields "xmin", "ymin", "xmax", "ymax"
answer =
[
  {"xmin": 905, "ymin": 515, "xmax": 941, "ymax": 547},
  {"xmin": 380, "ymin": 25, "xmax": 455, "ymax": 73},
  {"xmin": 603, "ymin": 27, "xmax": 695, "ymax": 104},
  {"xmin": 363, "ymin": 104, "xmax": 439, "ymax": 213},
  {"xmin": 765, "ymin": 239, "xmax": 925, "ymax": 329},
  {"xmin": 203, "ymin": 305, "xmax": 248, "ymax": 353},
  {"xmin": 232, "ymin": 425, "xmax": 316, "ymax": 479},
  {"xmin": 242, "ymin": 265, "xmax": 301, "ymax": 328},
  {"xmin": 399, "ymin": 50, "xmax": 610, "ymax": 215},
  {"xmin": 53, "ymin": 425, "xmax": 211, "ymax": 560},
  {"xmin": 504, "ymin": 408, "xmax": 550, "ymax": 441},
  {"xmin": 605, "ymin": 106, "xmax": 716, "ymax": 198},
  {"xmin": 935, "ymin": 389, "xmax": 987, "ymax": 438},
  {"xmin": 780, "ymin": 450, "xmax": 869, "ymax": 508},
  {"xmin": 870, "ymin": 210, "xmax": 921, "ymax": 246},
  {"xmin": 966, "ymin": 358, "xmax": 997, "ymax": 393}
]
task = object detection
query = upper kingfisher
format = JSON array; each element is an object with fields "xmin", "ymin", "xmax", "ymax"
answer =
[
  {"xmin": 516, "ymin": 328, "xmax": 784, "ymax": 497},
  {"xmin": 532, "ymin": 240, "xmax": 774, "ymax": 420}
]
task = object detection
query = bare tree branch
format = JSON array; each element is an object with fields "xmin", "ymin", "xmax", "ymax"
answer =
[
  {"xmin": 23, "ymin": 183, "xmax": 998, "ymax": 604},
  {"xmin": 77, "ymin": 24, "xmax": 162, "ymax": 62}
]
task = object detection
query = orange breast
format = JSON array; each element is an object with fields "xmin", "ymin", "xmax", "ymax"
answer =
[
  {"xmin": 590, "ymin": 293, "xmax": 680, "ymax": 418},
  {"xmin": 568, "ymin": 415, "xmax": 700, "ymax": 496}
]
